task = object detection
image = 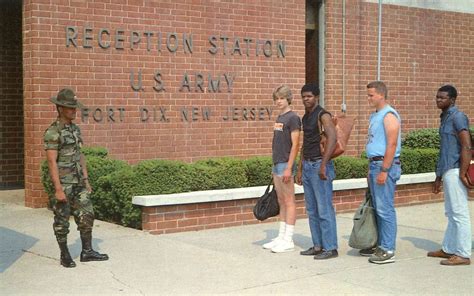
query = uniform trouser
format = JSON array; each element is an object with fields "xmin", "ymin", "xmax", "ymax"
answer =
[{"xmin": 50, "ymin": 183, "xmax": 95, "ymax": 243}]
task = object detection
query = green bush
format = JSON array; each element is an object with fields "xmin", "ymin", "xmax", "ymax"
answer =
[
  {"xmin": 194, "ymin": 158, "xmax": 249, "ymax": 189},
  {"xmin": 402, "ymin": 127, "xmax": 474, "ymax": 149},
  {"xmin": 243, "ymin": 156, "xmax": 273, "ymax": 187},
  {"xmin": 41, "ymin": 144, "xmax": 445, "ymax": 230},
  {"xmin": 402, "ymin": 128, "xmax": 440, "ymax": 149},
  {"xmin": 334, "ymin": 156, "xmax": 368, "ymax": 179},
  {"xmin": 400, "ymin": 148, "xmax": 438, "ymax": 174},
  {"xmin": 81, "ymin": 146, "xmax": 108, "ymax": 158}
]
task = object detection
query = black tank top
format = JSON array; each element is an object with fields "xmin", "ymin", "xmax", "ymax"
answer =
[{"xmin": 302, "ymin": 105, "xmax": 330, "ymax": 159}]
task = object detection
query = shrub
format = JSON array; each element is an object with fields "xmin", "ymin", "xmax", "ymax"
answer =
[
  {"xmin": 333, "ymin": 156, "xmax": 368, "ymax": 179},
  {"xmin": 194, "ymin": 157, "xmax": 249, "ymax": 189},
  {"xmin": 243, "ymin": 156, "xmax": 273, "ymax": 186},
  {"xmin": 41, "ymin": 145, "xmax": 445, "ymax": 230},
  {"xmin": 402, "ymin": 127, "xmax": 474, "ymax": 149},
  {"xmin": 402, "ymin": 128, "xmax": 439, "ymax": 149},
  {"xmin": 400, "ymin": 148, "xmax": 438, "ymax": 174},
  {"xmin": 81, "ymin": 146, "xmax": 108, "ymax": 158}
]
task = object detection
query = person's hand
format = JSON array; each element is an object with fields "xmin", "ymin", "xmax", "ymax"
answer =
[
  {"xmin": 433, "ymin": 178, "xmax": 442, "ymax": 194},
  {"xmin": 460, "ymin": 173, "xmax": 474, "ymax": 190},
  {"xmin": 319, "ymin": 165, "xmax": 327, "ymax": 180},
  {"xmin": 282, "ymin": 168, "xmax": 292, "ymax": 184},
  {"xmin": 296, "ymin": 170, "xmax": 303, "ymax": 185},
  {"xmin": 55, "ymin": 189, "xmax": 67, "ymax": 203},
  {"xmin": 376, "ymin": 172, "xmax": 387, "ymax": 185}
]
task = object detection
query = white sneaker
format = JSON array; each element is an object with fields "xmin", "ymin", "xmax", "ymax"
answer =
[
  {"xmin": 271, "ymin": 239, "xmax": 295, "ymax": 253},
  {"xmin": 263, "ymin": 237, "xmax": 282, "ymax": 249}
]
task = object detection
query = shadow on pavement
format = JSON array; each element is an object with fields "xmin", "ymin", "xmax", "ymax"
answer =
[
  {"xmin": 400, "ymin": 236, "xmax": 441, "ymax": 252},
  {"xmin": 0, "ymin": 227, "xmax": 39, "ymax": 273}
]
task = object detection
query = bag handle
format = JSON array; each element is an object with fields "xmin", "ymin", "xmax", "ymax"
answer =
[{"xmin": 265, "ymin": 178, "xmax": 274, "ymax": 194}]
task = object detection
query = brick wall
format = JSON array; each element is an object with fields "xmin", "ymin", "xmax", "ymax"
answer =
[
  {"xmin": 0, "ymin": 0, "xmax": 24, "ymax": 189},
  {"xmin": 22, "ymin": 1, "xmax": 474, "ymax": 207},
  {"xmin": 141, "ymin": 182, "xmax": 445, "ymax": 235},
  {"xmin": 23, "ymin": 0, "xmax": 306, "ymax": 207},
  {"xmin": 324, "ymin": 1, "xmax": 474, "ymax": 156}
]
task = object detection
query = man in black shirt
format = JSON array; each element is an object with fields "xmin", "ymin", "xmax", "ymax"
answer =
[{"xmin": 296, "ymin": 83, "xmax": 338, "ymax": 260}]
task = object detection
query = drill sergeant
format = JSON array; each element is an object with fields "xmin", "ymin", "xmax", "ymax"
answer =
[{"xmin": 44, "ymin": 88, "xmax": 108, "ymax": 268}]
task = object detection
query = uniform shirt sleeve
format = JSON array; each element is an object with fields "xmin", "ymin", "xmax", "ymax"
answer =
[
  {"xmin": 453, "ymin": 112, "xmax": 469, "ymax": 134},
  {"xmin": 288, "ymin": 114, "xmax": 302, "ymax": 132},
  {"xmin": 43, "ymin": 126, "xmax": 60, "ymax": 150}
]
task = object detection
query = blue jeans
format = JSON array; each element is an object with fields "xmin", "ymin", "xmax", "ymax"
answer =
[
  {"xmin": 272, "ymin": 162, "xmax": 296, "ymax": 177},
  {"xmin": 368, "ymin": 160, "xmax": 401, "ymax": 252},
  {"xmin": 442, "ymin": 168, "xmax": 472, "ymax": 258},
  {"xmin": 302, "ymin": 159, "xmax": 338, "ymax": 251}
]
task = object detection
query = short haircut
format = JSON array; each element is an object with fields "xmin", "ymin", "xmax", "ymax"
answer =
[
  {"xmin": 367, "ymin": 81, "xmax": 388, "ymax": 98},
  {"xmin": 301, "ymin": 83, "xmax": 320, "ymax": 97},
  {"xmin": 438, "ymin": 85, "xmax": 457, "ymax": 100},
  {"xmin": 273, "ymin": 85, "xmax": 293, "ymax": 104}
]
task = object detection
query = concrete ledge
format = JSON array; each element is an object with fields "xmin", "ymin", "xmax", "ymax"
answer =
[{"xmin": 132, "ymin": 172, "xmax": 436, "ymax": 207}]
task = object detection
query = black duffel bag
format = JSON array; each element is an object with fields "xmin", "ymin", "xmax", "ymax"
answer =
[{"xmin": 253, "ymin": 180, "xmax": 279, "ymax": 221}]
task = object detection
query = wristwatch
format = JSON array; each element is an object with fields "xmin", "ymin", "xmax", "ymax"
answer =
[{"xmin": 381, "ymin": 167, "xmax": 390, "ymax": 173}]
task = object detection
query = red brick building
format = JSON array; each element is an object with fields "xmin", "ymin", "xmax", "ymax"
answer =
[{"xmin": 0, "ymin": 0, "xmax": 472, "ymax": 207}]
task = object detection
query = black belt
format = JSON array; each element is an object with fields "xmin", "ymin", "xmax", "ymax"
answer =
[
  {"xmin": 369, "ymin": 156, "xmax": 400, "ymax": 162},
  {"xmin": 304, "ymin": 157, "xmax": 322, "ymax": 162}
]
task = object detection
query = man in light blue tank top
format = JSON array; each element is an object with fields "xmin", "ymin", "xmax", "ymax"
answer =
[{"xmin": 363, "ymin": 81, "xmax": 402, "ymax": 264}]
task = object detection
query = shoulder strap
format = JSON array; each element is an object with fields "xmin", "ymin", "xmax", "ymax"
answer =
[{"xmin": 317, "ymin": 107, "xmax": 329, "ymax": 135}]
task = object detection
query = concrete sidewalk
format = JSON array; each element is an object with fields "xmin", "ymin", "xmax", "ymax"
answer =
[{"xmin": 1, "ymin": 189, "xmax": 473, "ymax": 295}]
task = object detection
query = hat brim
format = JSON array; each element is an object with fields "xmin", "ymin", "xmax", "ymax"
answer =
[{"xmin": 50, "ymin": 97, "xmax": 84, "ymax": 109}]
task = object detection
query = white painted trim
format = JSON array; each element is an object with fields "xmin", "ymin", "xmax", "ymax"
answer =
[
  {"xmin": 363, "ymin": 0, "xmax": 474, "ymax": 14},
  {"xmin": 132, "ymin": 172, "xmax": 436, "ymax": 207}
]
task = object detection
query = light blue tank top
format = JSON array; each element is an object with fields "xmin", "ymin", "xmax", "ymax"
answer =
[{"xmin": 366, "ymin": 105, "xmax": 401, "ymax": 158}]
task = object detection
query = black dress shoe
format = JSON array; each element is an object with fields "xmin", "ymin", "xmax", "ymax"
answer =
[
  {"xmin": 314, "ymin": 249, "xmax": 338, "ymax": 260},
  {"xmin": 300, "ymin": 246, "xmax": 323, "ymax": 256}
]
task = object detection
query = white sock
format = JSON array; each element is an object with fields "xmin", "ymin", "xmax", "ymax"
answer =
[
  {"xmin": 277, "ymin": 222, "xmax": 286, "ymax": 239},
  {"xmin": 284, "ymin": 224, "xmax": 295, "ymax": 242}
]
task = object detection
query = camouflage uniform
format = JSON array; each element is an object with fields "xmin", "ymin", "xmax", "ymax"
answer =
[{"xmin": 44, "ymin": 120, "xmax": 94, "ymax": 243}]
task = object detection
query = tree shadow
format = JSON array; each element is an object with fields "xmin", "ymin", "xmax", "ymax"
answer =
[{"xmin": 0, "ymin": 227, "xmax": 39, "ymax": 273}]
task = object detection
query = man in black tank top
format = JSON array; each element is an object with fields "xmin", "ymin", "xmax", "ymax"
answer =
[{"xmin": 296, "ymin": 83, "xmax": 339, "ymax": 260}]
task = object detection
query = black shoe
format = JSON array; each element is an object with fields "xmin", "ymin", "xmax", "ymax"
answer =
[
  {"xmin": 314, "ymin": 249, "xmax": 338, "ymax": 260},
  {"xmin": 60, "ymin": 254, "xmax": 77, "ymax": 268},
  {"xmin": 359, "ymin": 247, "xmax": 376, "ymax": 257},
  {"xmin": 300, "ymin": 246, "xmax": 323, "ymax": 256},
  {"xmin": 80, "ymin": 232, "xmax": 109, "ymax": 262},
  {"xmin": 58, "ymin": 241, "xmax": 76, "ymax": 268},
  {"xmin": 80, "ymin": 249, "xmax": 109, "ymax": 262}
]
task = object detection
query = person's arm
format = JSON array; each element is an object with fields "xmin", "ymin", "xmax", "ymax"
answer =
[
  {"xmin": 319, "ymin": 113, "xmax": 337, "ymax": 180},
  {"xmin": 46, "ymin": 150, "xmax": 66, "ymax": 202},
  {"xmin": 377, "ymin": 113, "xmax": 400, "ymax": 185},
  {"xmin": 282, "ymin": 129, "xmax": 300, "ymax": 183},
  {"xmin": 458, "ymin": 130, "xmax": 473, "ymax": 189},
  {"xmin": 296, "ymin": 135, "xmax": 304, "ymax": 185}
]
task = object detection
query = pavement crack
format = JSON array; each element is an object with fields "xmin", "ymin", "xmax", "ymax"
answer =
[
  {"xmin": 107, "ymin": 269, "xmax": 145, "ymax": 296},
  {"xmin": 22, "ymin": 249, "xmax": 58, "ymax": 261}
]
